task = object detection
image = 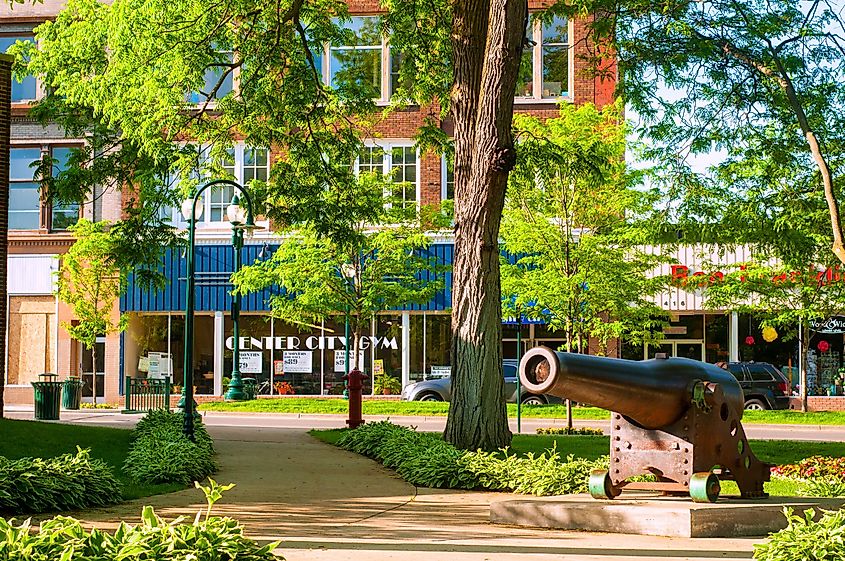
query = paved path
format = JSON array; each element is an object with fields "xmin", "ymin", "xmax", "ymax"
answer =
[{"xmin": 65, "ymin": 424, "xmax": 759, "ymax": 561}]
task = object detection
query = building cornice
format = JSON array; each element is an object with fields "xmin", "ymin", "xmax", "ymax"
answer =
[{"xmin": 8, "ymin": 232, "xmax": 74, "ymax": 254}]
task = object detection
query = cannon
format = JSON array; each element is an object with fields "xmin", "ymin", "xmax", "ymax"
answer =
[{"xmin": 519, "ymin": 347, "xmax": 770, "ymax": 503}]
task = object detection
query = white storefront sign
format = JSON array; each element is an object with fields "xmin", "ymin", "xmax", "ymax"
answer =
[
  {"xmin": 334, "ymin": 350, "xmax": 365, "ymax": 372},
  {"xmin": 240, "ymin": 351, "xmax": 263, "ymax": 374},
  {"xmin": 283, "ymin": 350, "xmax": 312, "ymax": 374},
  {"xmin": 225, "ymin": 335, "xmax": 399, "ymax": 352}
]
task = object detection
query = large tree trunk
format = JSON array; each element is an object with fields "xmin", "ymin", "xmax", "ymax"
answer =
[
  {"xmin": 0, "ymin": 58, "xmax": 11, "ymax": 418},
  {"xmin": 444, "ymin": 0, "xmax": 527, "ymax": 451}
]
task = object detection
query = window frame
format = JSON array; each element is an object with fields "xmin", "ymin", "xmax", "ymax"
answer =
[
  {"xmin": 0, "ymin": 33, "xmax": 40, "ymax": 103},
  {"xmin": 440, "ymin": 154, "xmax": 454, "ymax": 201},
  {"xmin": 515, "ymin": 15, "xmax": 573, "ymax": 102},
  {"xmin": 161, "ymin": 144, "xmax": 271, "ymax": 226},
  {"xmin": 47, "ymin": 145, "xmax": 83, "ymax": 232},
  {"xmin": 319, "ymin": 16, "xmax": 402, "ymax": 104},
  {"xmin": 9, "ymin": 146, "xmax": 43, "ymax": 231},
  {"xmin": 354, "ymin": 140, "xmax": 420, "ymax": 208}
]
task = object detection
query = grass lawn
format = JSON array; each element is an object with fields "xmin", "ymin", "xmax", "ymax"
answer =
[
  {"xmin": 0, "ymin": 418, "xmax": 183, "ymax": 500},
  {"xmin": 311, "ymin": 429, "xmax": 845, "ymax": 497},
  {"xmin": 202, "ymin": 397, "xmax": 845, "ymax": 425}
]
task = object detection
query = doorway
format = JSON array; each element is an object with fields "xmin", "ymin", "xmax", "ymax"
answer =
[{"xmin": 80, "ymin": 337, "xmax": 106, "ymax": 402}]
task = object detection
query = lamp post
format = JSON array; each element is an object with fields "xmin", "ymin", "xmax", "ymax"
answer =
[
  {"xmin": 180, "ymin": 179, "xmax": 256, "ymax": 440},
  {"xmin": 340, "ymin": 264, "xmax": 356, "ymax": 381},
  {"xmin": 224, "ymin": 194, "xmax": 253, "ymax": 401}
]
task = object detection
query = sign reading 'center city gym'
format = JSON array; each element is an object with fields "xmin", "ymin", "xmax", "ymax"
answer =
[{"xmin": 224, "ymin": 335, "xmax": 399, "ymax": 352}]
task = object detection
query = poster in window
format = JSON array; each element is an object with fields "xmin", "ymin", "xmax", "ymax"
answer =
[
  {"xmin": 240, "ymin": 351, "xmax": 263, "ymax": 374},
  {"xmin": 334, "ymin": 350, "xmax": 364, "ymax": 372},
  {"xmin": 283, "ymin": 351, "xmax": 312, "ymax": 374}
]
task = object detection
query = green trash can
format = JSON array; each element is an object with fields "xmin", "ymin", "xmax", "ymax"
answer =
[
  {"xmin": 32, "ymin": 373, "xmax": 63, "ymax": 421},
  {"xmin": 62, "ymin": 377, "xmax": 84, "ymax": 410}
]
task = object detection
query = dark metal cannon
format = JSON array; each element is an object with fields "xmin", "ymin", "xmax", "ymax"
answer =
[{"xmin": 519, "ymin": 347, "xmax": 770, "ymax": 503}]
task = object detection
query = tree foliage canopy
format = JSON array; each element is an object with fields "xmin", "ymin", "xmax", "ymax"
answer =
[{"xmin": 500, "ymin": 102, "xmax": 668, "ymax": 352}]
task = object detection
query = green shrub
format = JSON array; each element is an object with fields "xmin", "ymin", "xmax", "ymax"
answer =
[
  {"xmin": 123, "ymin": 410, "xmax": 216, "ymax": 485},
  {"xmin": 335, "ymin": 421, "xmax": 603, "ymax": 495},
  {"xmin": 754, "ymin": 508, "xmax": 845, "ymax": 560},
  {"xmin": 0, "ymin": 447, "xmax": 121, "ymax": 514},
  {"xmin": 801, "ymin": 478, "xmax": 845, "ymax": 498},
  {"xmin": 0, "ymin": 479, "xmax": 283, "ymax": 561},
  {"xmin": 771, "ymin": 456, "xmax": 845, "ymax": 479}
]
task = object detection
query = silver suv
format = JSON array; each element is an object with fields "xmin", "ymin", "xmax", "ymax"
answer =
[{"xmin": 401, "ymin": 359, "xmax": 559, "ymax": 405}]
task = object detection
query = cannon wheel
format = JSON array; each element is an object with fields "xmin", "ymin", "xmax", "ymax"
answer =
[
  {"xmin": 589, "ymin": 469, "xmax": 620, "ymax": 500},
  {"xmin": 689, "ymin": 472, "xmax": 721, "ymax": 503}
]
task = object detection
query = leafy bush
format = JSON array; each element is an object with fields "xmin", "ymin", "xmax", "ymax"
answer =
[
  {"xmin": 801, "ymin": 478, "xmax": 845, "ymax": 498},
  {"xmin": 0, "ymin": 447, "xmax": 121, "ymax": 514},
  {"xmin": 336, "ymin": 421, "xmax": 604, "ymax": 495},
  {"xmin": 754, "ymin": 508, "xmax": 845, "ymax": 560},
  {"xmin": 123, "ymin": 410, "xmax": 216, "ymax": 485},
  {"xmin": 536, "ymin": 427, "xmax": 604, "ymax": 436},
  {"xmin": 772, "ymin": 456, "xmax": 845, "ymax": 479},
  {"xmin": 0, "ymin": 478, "xmax": 283, "ymax": 561}
]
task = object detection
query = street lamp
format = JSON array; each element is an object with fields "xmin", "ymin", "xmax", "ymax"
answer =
[
  {"xmin": 180, "ymin": 179, "xmax": 257, "ymax": 440},
  {"xmin": 224, "ymin": 193, "xmax": 256, "ymax": 401},
  {"xmin": 340, "ymin": 264, "xmax": 356, "ymax": 384}
]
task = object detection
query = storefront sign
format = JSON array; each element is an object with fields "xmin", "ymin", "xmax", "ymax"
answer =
[
  {"xmin": 283, "ymin": 351, "xmax": 312, "ymax": 374},
  {"xmin": 662, "ymin": 326, "xmax": 688, "ymax": 335},
  {"xmin": 226, "ymin": 335, "xmax": 398, "ymax": 352},
  {"xmin": 240, "ymin": 351, "xmax": 263, "ymax": 374},
  {"xmin": 671, "ymin": 264, "xmax": 845, "ymax": 289},
  {"xmin": 334, "ymin": 350, "xmax": 364, "ymax": 372},
  {"xmin": 810, "ymin": 316, "xmax": 845, "ymax": 334}
]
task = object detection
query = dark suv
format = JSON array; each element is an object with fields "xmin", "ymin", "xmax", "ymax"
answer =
[{"xmin": 725, "ymin": 362, "xmax": 791, "ymax": 410}]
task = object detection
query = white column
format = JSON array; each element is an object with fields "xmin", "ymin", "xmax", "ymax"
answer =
[
  {"xmin": 402, "ymin": 312, "xmax": 410, "ymax": 389},
  {"xmin": 214, "ymin": 311, "xmax": 224, "ymax": 396},
  {"xmin": 729, "ymin": 312, "xmax": 739, "ymax": 362}
]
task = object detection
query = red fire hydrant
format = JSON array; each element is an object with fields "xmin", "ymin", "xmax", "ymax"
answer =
[{"xmin": 343, "ymin": 369, "xmax": 365, "ymax": 429}]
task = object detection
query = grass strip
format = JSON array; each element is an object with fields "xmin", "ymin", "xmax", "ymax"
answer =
[
  {"xmin": 0, "ymin": 418, "xmax": 182, "ymax": 500},
  {"xmin": 202, "ymin": 398, "xmax": 845, "ymax": 425}
]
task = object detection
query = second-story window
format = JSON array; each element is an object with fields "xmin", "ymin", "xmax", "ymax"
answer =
[
  {"xmin": 9, "ymin": 148, "xmax": 41, "ymax": 230},
  {"xmin": 320, "ymin": 16, "xmax": 409, "ymax": 102},
  {"xmin": 516, "ymin": 15, "xmax": 570, "ymax": 100},
  {"xmin": 50, "ymin": 147, "xmax": 81, "ymax": 231},
  {"xmin": 442, "ymin": 155, "xmax": 454, "ymax": 201},
  {"xmin": 188, "ymin": 49, "xmax": 234, "ymax": 104},
  {"xmin": 0, "ymin": 36, "xmax": 37, "ymax": 102},
  {"xmin": 354, "ymin": 142, "xmax": 418, "ymax": 208},
  {"xmin": 161, "ymin": 145, "xmax": 269, "ymax": 225}
]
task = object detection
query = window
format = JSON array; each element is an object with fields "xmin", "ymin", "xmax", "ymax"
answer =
[
  {"xmin": 50, "ymin": 147, "xmax": 80, "ymax": 230},
  {"xmin": 187, "ymin": 50, "xmax": 234, "ymax": 103},
  {"xmin": 330, "ymin": 17, "xmax": 383, "ymax": 98},
  {"xmin": 516, "ymin": 15, "xmax": 570, "ymax": 100},
  {"xmin": 9, "ymin": 148, "xmax": 41, "ymax": 230},
  {"xmin": 441, "ymin": 155, "xmax": 454, "ymax": 200},
  {"xmin": 320, "ymin": 17, "xmax": 408, "ymax": 102},
  {"xmin": 354, "ymin": 142, "xmax": 418, "ymax": 207},
  {"xmin": 0, "ymin": 36, "xmax": 37, "ymax": 102},
  {"xmin": 161, "ymin": 145, "xmax": 269, "ymax": 224}
]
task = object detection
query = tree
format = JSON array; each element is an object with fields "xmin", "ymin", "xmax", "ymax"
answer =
[
  {"xmin": 55, "ymin": 220, "xmax": 128, "ymax": 405},
  {"xmin": 500, "ymin": 101, "xmax": 668, "ymax": 426},
  {"xmin": 233, "ymin": 174, "xmax": 443, "ymax": 377},
  {"xmin": 27, "ymin": 0, "xmax": 563, "ymax": 450},
  {"xmin": 566, "ymin": 0, "xmax": 845, "ymax": 266}
]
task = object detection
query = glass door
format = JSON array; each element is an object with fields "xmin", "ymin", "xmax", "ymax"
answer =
[
  {"xmin": 646, "ymin": 341, "xmax": 704, "ymax": 361},
  {"xmin": 81, "ymin": 338, "xmax": 106, "ymax": 402}
]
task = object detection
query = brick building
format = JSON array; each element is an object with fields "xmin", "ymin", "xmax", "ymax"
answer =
[{"xmin": 2, "ymin": 0, "xmax": 618, "ymax": 405}]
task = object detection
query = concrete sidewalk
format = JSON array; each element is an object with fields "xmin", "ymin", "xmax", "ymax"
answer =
[{"xmin": 68, "ymin": 425, "xmax": 759, "ymax": 561}]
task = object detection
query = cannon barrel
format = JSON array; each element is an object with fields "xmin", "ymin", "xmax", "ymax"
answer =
[{"xmin": 519, "ymin": 347, "xmax": 745, "ymax": 429}]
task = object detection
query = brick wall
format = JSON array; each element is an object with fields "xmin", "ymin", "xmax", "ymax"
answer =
[{"xmin": 790, "ymin": 397, "xmax": 845, "ymax": 412}]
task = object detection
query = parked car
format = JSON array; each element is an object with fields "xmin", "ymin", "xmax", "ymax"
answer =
[
  {"xmin": 401, "ymin": 359, "xmax": 560, "ymax": 404},
  {"xmin": 724, "ymin": 362, "xmax": 791, "ymax": 410}
]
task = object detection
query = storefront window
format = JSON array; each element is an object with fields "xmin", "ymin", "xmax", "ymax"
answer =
[
  {"xmin": 224, "ymin": 315, "xmax": 272, "ymax": 396},
  {"xmin": 409, "ymin": 315, "xmax": 424, "ymax": 382},
  {"xmin": 738, "ymin": 314, "xmax": 797, "ymax": 368},
  {"xmin": 704, "ymin": 314, "xmax": 729, "ymax": 364},
  {"xmin": 425, "ymin": 314, "xmax": 451, "ymax": 377},
  {"xmin": 272, "ymin": 319, "xmax": 322, "ymax": 396},
  {"xmin": 663, "ymin": 315, "xmax": 704, "ymax": 339},
  {"xmin": 126, "ymin": 314, "xmax": 172, "ymax": 383},
  {"xmin": 375, "ymin": 314, "xmax": 402, "ymax": 393},
  {"xmin": 322, "ymin": 317, "xmax": 369, "ymax": 395}
]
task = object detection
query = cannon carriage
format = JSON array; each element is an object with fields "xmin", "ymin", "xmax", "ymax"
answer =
[{"xmin": 519, "ymin": 347, "xmax": 771, "ymax": 503}]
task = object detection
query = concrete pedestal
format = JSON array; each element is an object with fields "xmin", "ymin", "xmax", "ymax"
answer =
[{"xmin": 490, "ymin": 492, "xmax": 845, "ymax": 537}]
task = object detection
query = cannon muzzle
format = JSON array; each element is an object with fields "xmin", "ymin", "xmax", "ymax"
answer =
[{"xmin": 519, "ymin": 347, "xmax": 745, "ymax": 429}]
